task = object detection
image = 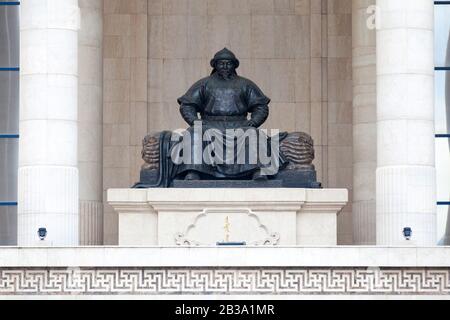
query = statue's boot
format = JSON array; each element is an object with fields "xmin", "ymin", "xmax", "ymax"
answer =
[
  {"xmin": 252, "ymin": 170, "xmax": 268, "ymax": 181},
  {"xmin": 185, "ymin": 171, "xmax": 201, "ymax": 181}
]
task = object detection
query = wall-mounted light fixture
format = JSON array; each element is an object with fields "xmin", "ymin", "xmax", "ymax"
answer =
[
  {"xmin": 403, "ymin": 227, "xmax": 412, "ymax": 241},
  {"xmin": 38, "ymin": 228, "xmax": 47, "ymax": 241}
]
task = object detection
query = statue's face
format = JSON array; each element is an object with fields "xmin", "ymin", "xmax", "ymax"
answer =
[{"xmin": 215, "ymin": 59, "xmax": 235, "ymax": 79}]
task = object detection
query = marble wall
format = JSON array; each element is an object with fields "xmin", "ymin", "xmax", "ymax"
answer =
[
  {"xmin": 103, "ymin": 0, "xmax": 148, "ymax": 244},
  {"xmin": 325, "ymin": 0, "xmax": 353, "ymax": 244},
  {"xmin": 102, "ymin": 0, "xmax": 354, "ymax": 244}
]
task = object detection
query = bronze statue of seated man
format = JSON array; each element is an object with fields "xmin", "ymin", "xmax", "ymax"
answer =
[{"xmin": 135, "ymin": 48, "xmax": 320, "ymax": 189}]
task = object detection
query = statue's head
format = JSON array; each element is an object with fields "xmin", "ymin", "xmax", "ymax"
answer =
[{"xmin": 210, "ymin": 48, "xmax": 239, "ymax": 79}]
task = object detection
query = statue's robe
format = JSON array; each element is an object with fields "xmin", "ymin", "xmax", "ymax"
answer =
[{"xmin": 165, "ymin": 72, "xmax": 286, "ymax": 180}]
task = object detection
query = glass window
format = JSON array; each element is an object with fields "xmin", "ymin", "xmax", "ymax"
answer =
[
  {"xmin": 0, "ymin": 4, "xmax": 19, "ymax": 67},
  {"xmin": 0, "ymin": 1, "xmax": 19, "ymax": 246},
  {"xmin": 0, "ymin": 139, "xmax": 18, "ymax": 202},
  {"xmin": 0, "ymin": 70, "xmax": 19, "ymax": 134},
  {"xmin": 0, "ymin": 206, "xmax": 17, "ymax": 245},
  {"xmin": 435, "ymin": 2, "xmax": 450, "ymax": 245},
  {"xmin": 435, "ymin": 4, "xmax": 450, "ymax": 68},
  {"xmin": 437, "ymin": 205, "xmax": 450, "ymax": 245},
  {"xmin": 436, "ymin": 138, "xmax": 450, "ymax": 203},
  {"xmin": 435, "ymin": 71, "xmax": 449, "ymax": 135}
]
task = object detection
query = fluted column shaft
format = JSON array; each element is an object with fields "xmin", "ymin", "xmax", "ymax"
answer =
[
  {"xmin": 352, "ymin": 0, "xmax": 377, "ymax": 245},
  {"xmin": 376, "ymin": 0, "xmax": 436, "ymax": 245},
  {"xmin": 78, "ymin": 0, "xmax": 103, "ymax": 245},
  {"xmin": 18, "ymin": 0, "xmax": 80, "ymax": 245}
]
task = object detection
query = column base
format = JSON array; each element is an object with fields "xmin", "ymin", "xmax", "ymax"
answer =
[
  {"xmin": 353, "ymin": 200, "xmax": 376, "ymax": 245},
  {"xmin": 79, "ymin": 200, "xmax": 103, "ymax": 245},
  {"xmin": 376, "ymin": 166, "xmax": 436, "ymax": 246},
  {"xmin": 18, "ymin": 166, "xmax": 79, "ymax": 246}
]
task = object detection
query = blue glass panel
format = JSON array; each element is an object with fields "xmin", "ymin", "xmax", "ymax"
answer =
[
  {"xmin": 0, "ymin": 71, "xmax": 19, "ymax": 134},
  {"xmin": 0, "ymin": 4, "xmax": 19, "ymax": 67},
  {"xmin": 0, "ymin": 139, "xmax": 18, "ymax": 202},
  {"xmin": 436, "ymin": 136, "xmax": 450, "ymax": 200},
  {"xmin": 0, "ymin": 205, "xmax": 17, "ymax": 246},
  {"xmin": 435, "ymin": 71, "xmax": 450, "ymax": 134},
  {"xmin": 435, "ymin": 4, "xmax": 450, "ymax": 67}
]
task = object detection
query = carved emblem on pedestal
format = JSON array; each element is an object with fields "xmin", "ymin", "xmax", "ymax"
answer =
[{"xmin": 174, "ymin": 210, "xmax": 280, "ymax": 246}]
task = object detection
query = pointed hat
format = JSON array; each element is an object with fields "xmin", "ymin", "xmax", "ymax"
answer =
[{"xmin": 210, "ymin": 48, "xmax": 240, "ymax": 69}]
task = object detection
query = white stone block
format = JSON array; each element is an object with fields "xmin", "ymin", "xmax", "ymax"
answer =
[
  {"xmin": 377, "ymin": 120, "xmax": 435, "ymax": 167},
  {"xmin": 377, "ymin": 74, "xmax": 434, "ymax": 121},
  {"xmin": 20, "ymin": 74, "xmax": 78, "ymax": 121},
  {"xmin": 377, "ymin": 29, "xmax": 434, "ymax": 76},
  {"xmin": 19, "ymin": 120, "xmax": 78, "ymax": 167},
  {"xmin": 119, "ymin": 212, "xmax": 158, "ymax": 245}
]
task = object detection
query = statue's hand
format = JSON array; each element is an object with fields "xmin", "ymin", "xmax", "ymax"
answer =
[{"xmin": 180, "ymin": 105, "xmax": 200, "ymax": 127}]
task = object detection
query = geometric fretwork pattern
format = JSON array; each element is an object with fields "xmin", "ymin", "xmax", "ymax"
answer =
[{"xmin": 1, "ymin": 268, "xmax": 450, "ymax": 295}]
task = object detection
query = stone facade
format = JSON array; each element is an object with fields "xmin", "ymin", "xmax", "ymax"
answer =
[
  {"xmin": 2, "ymin": 0, "xmax": 448, "ymax": 300},
  {"xmin": 102, "ymin": 0, "xmax": 148, "ymax": 244},
  {"xmin": 0, "ymin": 0, "xmax": 443, "ymax": 247}
]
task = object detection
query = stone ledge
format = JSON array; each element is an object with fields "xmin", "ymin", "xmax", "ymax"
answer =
[
  {"xmin": 1, "ymin": 247, "xmax": 450, "ymax": 267},
  {"xmin": 107, "ymin": 188, "xmax": 349, "ymax": 203}
]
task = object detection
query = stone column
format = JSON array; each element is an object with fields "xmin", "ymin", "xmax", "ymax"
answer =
[
  {"xmin": 78, "ymin": 0, "xmax": 103, "ymax": 245},
  {"xmin": 376, "ymin": 0, "xmax": 436, "ymax": 245},
  {"xmin": 352, "ymin": 0, "xmax": 377, "ymax": 245},
  {"xmin": 18, "ymin": 0, "xmax": 80, "ymax": 246}
]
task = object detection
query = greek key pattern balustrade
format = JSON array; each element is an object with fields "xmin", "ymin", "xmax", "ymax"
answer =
[{"xmin": 0, "ymin": 268, "xmax": 449, "ymax": 296}]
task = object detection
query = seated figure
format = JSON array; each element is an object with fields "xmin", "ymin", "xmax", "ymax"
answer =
[
  {"xmin": 174, "ymin": 48, "xmax": 282, "ymax": 181},
  {"xmin": 135, "ymin": 48, "xmax": 320, "ymax": 189}
]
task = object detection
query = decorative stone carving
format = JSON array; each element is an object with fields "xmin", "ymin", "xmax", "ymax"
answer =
[
  {"xmin": 2, "ymin": 267, "xmax": 450, "ymax": 296},
  {"xmin": 173, "ymin": 209, "xmax": 281, "ymax": 246},
  {"xmin": 250, "ymin": 233, "xmax": 280, "ymax": 246},
  {"xmin": 142, "ymin": 131, "xmax": 316, "ymax": 174},
  {"xmin": 141, "ymin": 132, "xmax": 160, "ymax": 171},
  {"xmin": 174, "ymin": 233, "xmax": 201, "ymax": 246},
  {"xmin": 280, "ymin": 132, "xmax": 315, "ymax": 170}
]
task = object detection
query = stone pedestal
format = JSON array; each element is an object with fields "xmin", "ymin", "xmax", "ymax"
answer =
[{"xmin": 108, "ymin": 188, "xmax": 348, "ymax": 246}]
